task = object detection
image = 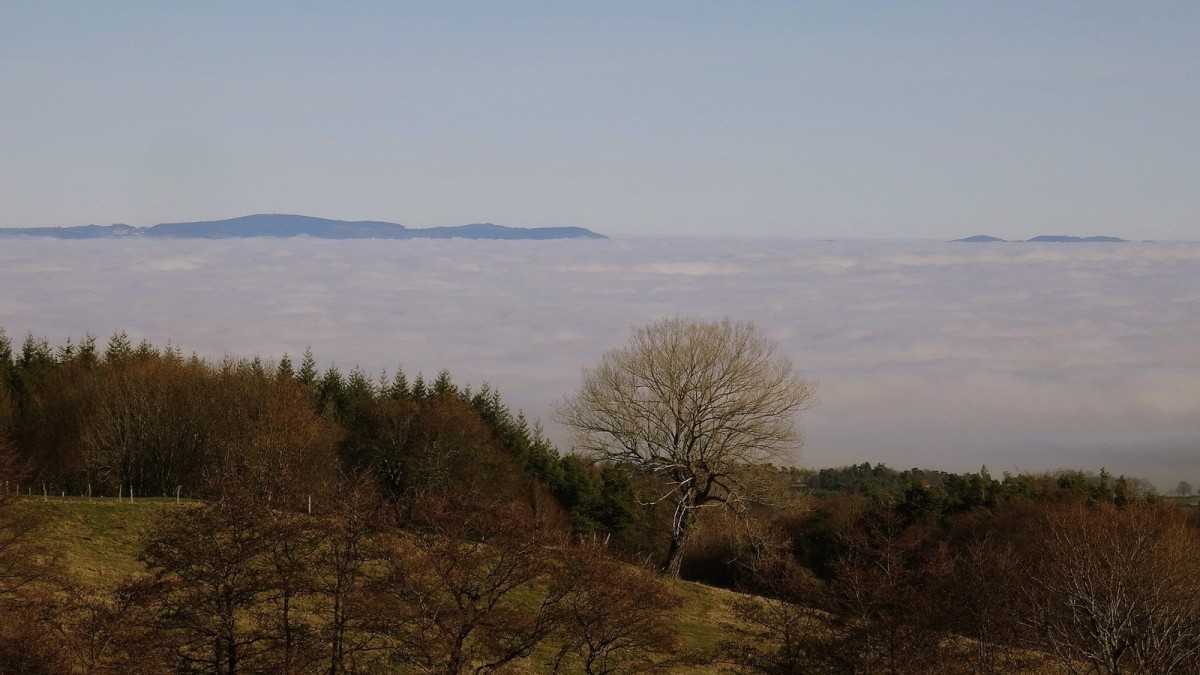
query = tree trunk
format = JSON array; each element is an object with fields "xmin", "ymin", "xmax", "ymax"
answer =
[
  {"xmin": 282, "ymin": 592, "xmax": 293, "ymax": 672},
  {"xmin": 662, "ymin": 507, "xmax": 695, "ymax": 578},
  {"xmin": 329, "ymin": 592, "xmax": 344, "ymax": 675}
]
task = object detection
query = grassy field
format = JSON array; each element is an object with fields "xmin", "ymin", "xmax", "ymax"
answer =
[{"xmin": 33, "ymin": 495, "xmax": 184, "ymax": 588}]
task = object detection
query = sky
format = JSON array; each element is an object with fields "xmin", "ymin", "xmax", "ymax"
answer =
[
  {"xmin": 2, "ymin": 237, "xmax": 1198, "ymax": 490},
  {"xmin": 2, "ymin": 2, "xmax": 1198, "ymax": 240}
]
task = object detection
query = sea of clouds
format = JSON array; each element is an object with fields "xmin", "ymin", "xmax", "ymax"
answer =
[{"xmin": 2, "ymin": 236, "xmax": 1198, "ymax": 488}]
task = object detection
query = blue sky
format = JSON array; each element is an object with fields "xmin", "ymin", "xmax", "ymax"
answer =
[{"xmin": 2, "ymin": 2, "xmax": 1197, "ymax": 239}]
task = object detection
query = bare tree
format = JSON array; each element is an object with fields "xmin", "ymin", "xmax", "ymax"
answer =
[
  {"xmin": 1022, "ymin": 504, "xmax": 1200, "ymax": 674},
  {"xmin": 0, "ymin": 433, "xmax": 53, "ymax": 601},
  {"xmin": 550, "ymin": 540, "xmax": 682, "ymax": 674},
  {"xmin": 820, "ymin": 510, "xmax": 948, "ymax": 674},
  {"xmin": 378, "ymin": 495, "xmax": 566, "ymax": 674},
  {"xmin": 310, "ymin": 476, "xmax": 388, "ymax": 675},
  {"xmin": 47, "ymin": 576, "xmax": 174, "ymax": 675},
  {"xmin": 0, "ymin": 433, "xmax": 68, "ymax": 673},
  {"xmin": 555, "ymin": 317, "xmax": 814, "ymax": 576},
  {"xmin": 139, "ymin": 490, "xmax": 277, "ymax": 673},
  {"xmin": 720, "ymin": 558, "xmax": 831, "ymax": 675},
  {"xmin": 940, "ymin": 535, "xmax": 1035, "ymax": 674},
  {"xmin": 1175, "ymin": 480, "xmax": 1194, "ymax": 498}
]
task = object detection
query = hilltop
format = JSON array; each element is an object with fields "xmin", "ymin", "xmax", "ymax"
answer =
[
  {"xmin": 1026, "ymin": 234, "xmax": 1127, "ymax": 243},
  {"xmin": 952, "ymin": 234, "xmax": 1128, "ymax": 243},
  {"xmin": 0, "ymin": 214, "xmax": 606, "ymax": 240}
]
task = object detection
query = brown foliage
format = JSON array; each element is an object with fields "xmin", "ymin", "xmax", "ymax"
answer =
[
  {"xmin": 814, "ymin": 510, "xmax": 950, "ymax": 673},
  {"xmin": 20, "ymin": 357, "xmax": 341, "ymax": 500},
  {"xmin": 229, "ymin": 377, "xmax": 343, "ymax": 502},
  {"xmin": 407, "ymin": 393, "xmax": 526, "ymax": 500},
  {"xmin": 724, "ymin": 508, "xmax": 1011, "ymax": 675}
]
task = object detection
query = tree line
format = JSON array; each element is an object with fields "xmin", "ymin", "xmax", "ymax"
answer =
[{"xmin": 0, "ymin": 328, "xmax": 637, "ymax": 534}]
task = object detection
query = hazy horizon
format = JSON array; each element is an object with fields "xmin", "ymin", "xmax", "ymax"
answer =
[
  {"xmin": 3, "ymin": 236, "xmax": 1197, "ymax": 490},
  {"xmin": 4, "ymin": 216, "xmax": 1195, "ymax": 246},
  {"xmin": 2, "ymin": 215, "xmax": 1194, "ymax": 246}
]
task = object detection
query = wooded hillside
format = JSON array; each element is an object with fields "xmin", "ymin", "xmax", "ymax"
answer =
[{"xmin": 2, "ymin": 327, "xmax": 1199, "ymax": 673}]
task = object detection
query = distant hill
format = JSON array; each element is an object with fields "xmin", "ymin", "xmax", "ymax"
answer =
[
  {"xmin": 954, "ymin": 234, "xmax": 1127, "ymax": 243},
  {"xmin": 1026, "ymin": 235, "xmax": 1126, "ymax": 243},
  {"xmin": 0, "ymin": 214, "xmax": 607, "ymax": 240},
  {"xmin": 150, "ymin": 214, "xmax": 411, "ymax": 239},
  {"xmin": 952, "ymin": 235, "xmax": 1007, "ymax": 243},
  {"xmin": 0, "ymin": 224, "xmax": 141, "ymax": 239}
]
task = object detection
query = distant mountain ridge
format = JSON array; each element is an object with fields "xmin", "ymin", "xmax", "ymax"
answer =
[
  {"xmin": 1026, "ymin": 235, "xmax": 1127, "ymax": 243},
  {"xmin": 0, "ymin": 214, "xmax": 606, "ymax": 240},
  {"xmin": 952, "ymin": 234, "xmax": 1127, "ymax": 243}
]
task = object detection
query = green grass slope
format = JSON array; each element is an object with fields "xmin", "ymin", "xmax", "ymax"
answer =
[{"xmin": 33, "ymin": 496, "xmax": 184, "ymax": 588}]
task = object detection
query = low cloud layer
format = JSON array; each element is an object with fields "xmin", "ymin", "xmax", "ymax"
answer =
[{"xmin": 2, "ymin": 237, "xmax": 1198, "ymax": 488}]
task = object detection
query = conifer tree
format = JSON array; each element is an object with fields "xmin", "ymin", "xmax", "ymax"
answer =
[
  {"xmin": 410, "ymin": 373, "xmax": 428, "ymax": 401},
  {"xmin": 346, "ymin": 366, "xmax": 375, "ymax": 405},
  {"xmin": 161, "ymin": 341, "xmax": 182, "ymax": 362},
  {"xmin": 276, "ymin": 353, "xmax": 294, "ymax": 381},
  {"xmin": 105, "ymin": 331, "xmax": 132, "ymax": 363},
  {"xmin": 249, "ymin": 356, "xmax": 266, "ymax": 378},
  {"xmin": 134, "ymin": 338, "xmax": 157, "ymax": 360},
  {"xmin": 18, "ymin": 334, "xmax": 53, "ymax": 372},
  {"xmin": 55, "ymin": 337, "xmax": 75, "ymax": 363},
  {"xmin": 386, "ymin": 367, "xmax": 409, "ymax": 400},
  {"xmin": 0, "ymin": 330, "xmax": 12, "ymax": 436},
  {"xmin": 0, "ymin": 329, "xmax": 11, "ymax": 372},
  {"xmin": 13, "ymin": 334, "xmax": 55, "ymax": 413},
  {"xmin": 319, "ymin": 366, "xmax": 346, "ymax": 416},
  {"xmin": 297, "ymin": 347, "xmax": 318, "ymax": 387},
  {"xmin": 77, "ymin": 334, "xmax": 99, "ymax": 367},
  {"xmin": 432, "ymin": 369, "xmax": 455, "ymax": 397}
]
